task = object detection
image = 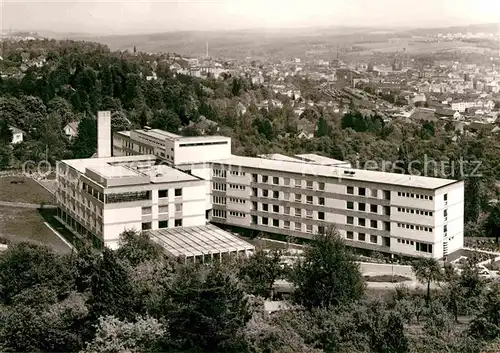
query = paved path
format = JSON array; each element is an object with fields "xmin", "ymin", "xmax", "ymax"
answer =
[{"xmin": 0, "ymin": 201, "xmax": 56, "ymax": 209}]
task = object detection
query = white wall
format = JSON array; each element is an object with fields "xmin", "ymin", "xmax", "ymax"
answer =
[{"xmin": 174, "ymin": 139, "xmax": 231, "ymax": 164}]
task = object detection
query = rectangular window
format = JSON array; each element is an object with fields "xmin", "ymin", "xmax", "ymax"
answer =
[
  {"xmin": 262, "ymin": 175, "xmax": 268, "ymax": 183},
  {"xmin": 295, "ymin": 222, "xmax": 302, "ymax": 231},
  {"xmin": 273, "ymin": 177, "xmax": 279, "ymax": 185},
  {"xmin": 370, "ymin": 204, "xmax": 378, "ymax": 213},
  {"xmin": 158, "ymin": 205, "xmax": 168, "ymax": 214},
  {"xmin": 384, "ymin": 221, "xmax": 391, "ymax": 231},
  {"xmin": 318, "ymin": 226, "xmax": 325, "ymax": 234},
  {"xmin": 284, "ymin": 178, "xmax": 290, "ymax": 186},
  {"xmin": 295, "ymin": 208, "xmax": 302, "ymax": 217},
  {"xmin": 294, "ymin": 179, "xmax": 302, "ymax": 188},
  {"xmin": 142, "ymin": 207, "xmax": 152, "ymax": 215},
  {"xmin": 273, "ymin": 191, "xmax": 279, "ymax": 199},
  {"xmin": 358, "ymin": 218, "xmax": 366, "ymax": 227},
  {"xmin": 262, "ymin": 217, "xmax": 268, "ymax": 225},
  {"xmin": 318, "ymin": 182, "xmax": 325, "ymax": 191},
  {"xmin": 358, "ymin": 233, "xmax": 366, "ymax": 241},
  {"xmin": 284, "ymin": 220, "xmax": 290, "ymax": 229},
  {"xmin": 159, "ymin": 220, "xmax": 168, "ymax": 228},
  {"xmin": 444, "ymin": 225, "xmax": 448, "ymax": 233},
  {"xmin": 444, "ymin": 209, "xmax": 448, "ymax": 217},
  {"xmin": 370, "ymin": 235, "xmax": 378, "ymax": 244},
  {"xmin": 371, "ymin": 189, "xmax": 378, "ymax": 198},
  {"xmin": 159, "ymin": 189, "xmax": 168, "ymax": 198},
  {"xmin": 383, "ymin": 190, "xmax": 391, "ymax": 200},
  {"xmin": 306, "ymin": 210, "xmax": 313, "ymax": 219},
  {"xmin": 383, "ymin": 206, "xmax": 391, "ymax": 216},
  {"xmin": 175, "ymin": 188, "xmax": 182, "ymax": 197},
  {"xmin": 273, "ymin": 205, "xmax": 279, "ymax": 213},
  {"xmin": 273, "ymin": 219, "xmax": 279, "ymax": 227},
  {"xmin": 142, "ymin": 222, "xmax": 152, "ymax": 230},
  {"xmin": 358, "ymin": 203, "xmax": 366, "ymax": 211},
  {"xmin": 306, "ymin": 224, "xmax": 313, "ymax": 233},
  {"xmin": 306, "ymin": 181, "xmax": 313, "ymax": 189},
  {"xmin": 318, "ymin": 197, "xmax": 325, "ymax": 205},
  {"xmin": 318, "ymin": 212, "xmax": 325, "ymax": 220},
  {"xmin": 444, "ymin": 193, "xmax": 448, "ymax": 201},
  {"xmin": 295, "ymin": 194, "xmax": 302, "ymax": 202},
  {"xmin": 358, "ymin": 187, "xmax": 366, "ymax": 196},
  {"xmin": 175, "ymin": 203, "xmax": 183, "ymax": 212},
  {"xmin": 284, "ymin": 206, "xmax": 290, "ymax": 215},
  {"xmin": 175, "ymin": 219, "xmax": 182, "ymax": 227},
  {"xmin": 347, "ymin": 201, "xmax": 354, "ymax": 210},
  {"xmin": 347, "ymin": 216, "xmax": 354, "ymax": 225},
  {"xmin": 283, "ymin": 192, "xmax": 290, "ymax": 200},
  {"xmin": 262, "ymin": 204, "xmax": 268, "ymax": 212},
  {"xmin": 370, "ymin": 220, "xmax": 378, "ymax": 229},
  {"xmin": 347, "ymin": 186, "xmax": 354, "ymax": 194},
  {"xmin": 252, "ymin": 174, "xmax": 258, "ymax": 182},
  {"xmin": 306, "ymin": 195, "xmax": 313, "ymax": 204},
  {"xmin": 262, "ymin": 189, "xmax": 269, "ymax": 197}
]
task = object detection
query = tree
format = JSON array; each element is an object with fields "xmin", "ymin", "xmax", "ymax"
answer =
[
  {"xmin": 238, "ymin": 249, "xmax": 284, "ymax": 298},
  {"xmin": 485, "ymin": 203, "xmax": 500, "ymax": 244},
  {"xmin": 116, "ymin": 230, "xmax": 164, "ymax": 267},
  {"xmin": 72, "ymin": 116, "xmax": 97, "ymax": 158},
  {"xmin": 164, "ymin": 264, "xmax": 253, "ymax": 352},
  {"xmin": 291, "ymin": 227, "xmax": 365, "ymax": 309},
  {"xmin": 316, "ymin": 115, "xmax": 329, "ymax": 137},
  {"xmin": 412, "ymin": 258, "xmax": 442, "ymax": 302},
  {"xmin": 82, "ymin": 316, "xmax": 165, "ymax": 353}
]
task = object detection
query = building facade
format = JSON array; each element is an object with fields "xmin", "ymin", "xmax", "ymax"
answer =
[
  {"xmin": 112, "ymin": 128, "xmax": 464, "ymax": 259},
  {"xmin": 56, "ymin": 155, "xmax": 207, "ymax": 250}
]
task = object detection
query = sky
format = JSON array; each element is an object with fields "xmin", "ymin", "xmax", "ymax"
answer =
[{"xmin": 1, "ymin": 0, "xmax": 500, "ymax": 35}]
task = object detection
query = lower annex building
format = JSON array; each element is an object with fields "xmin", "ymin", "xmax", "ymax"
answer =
[{"xmin": 111, "ymin": 126, "xmax": 464, "ymax": 260}]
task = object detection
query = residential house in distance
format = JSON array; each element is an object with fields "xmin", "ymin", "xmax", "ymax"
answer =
[
  {"xmin": 9, "ymin": 126, "xmax": 24, "ymax": 144},
  {"xmin": 64, "ymin": 121, "xmax": 80, "ymax": 140},
  {"xmin": 236, "ymin": 102, "xmax": 247, "ymax": 116}
]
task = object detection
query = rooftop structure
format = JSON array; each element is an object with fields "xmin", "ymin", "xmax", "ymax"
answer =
[{"xmin": 148, "ymin": 224, "xmax": 255, "ymax": 262}]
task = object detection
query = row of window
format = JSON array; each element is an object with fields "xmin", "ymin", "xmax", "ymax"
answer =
[
  {"xmin": 397, "ymin": 191, "xmax": 433, "ymax": 200},
  {"xmin": 229, "ymin": 211, "xmax": 245, "ymax": 218},
  {"xmin": 213, "ymin": 183, "xmax": 227, "ymax": 191},
  {"xmin": 258, "ymin": 216, "xmax": 316, "ymax": 233},
  {"xmin": 213, "ymin": 196, "xmax": 226, "ymax": 205},
  {"xmin": 229, "ymin": 197, "xmax": 246, "ymax": 204},
  {"xmin": 142, "ymin": 204, "xmax": 180, "ymax": 215},
  {"xmin": 255, "ymin": 188, "xmax": 325, "ymax": 205},
  {"xmin": 397, "ymin": 207, "xmax": 433, "ymax": 216},
  {"xmin": 253, "ymin": 174, "xmax": 325, "ymax": 191},
  {"xmin": 346, "ymin": 231, "xmax": 383, "ymax": 245},
  {"xmin": 347, "ymin": 201, "xmax": 390, "ymax": 215},
  {"xmin": 213, "ymin": 209, "xmax": 227, "ymax": 218},
  {"xmin": 346, "ymin": 216, "xmax": 391, "ymax": 231},
  {"xmin": 259, "ymin": 203, "xmax": 325, "ymax": 219},
  {"xmin": 396, "ymin": 223, "xmax": 433, "ymax": 232},
  {"xmin": 229, "ymin": 184, "xmax": 246, "ymax": 190},
  {"xmin": 213, "ymin": 169, "xmax": 247, "ymax": 178},
  {"xmin": 346, "ymin": 186, "xmax": 391, "ymax": 200},
  {"xmin": 141, "ymin": 219, "xmax": 182, "ymax": 230},
  {"xmin": 159, "ymin": 188, "xmax": 183, "ymax": 198}
]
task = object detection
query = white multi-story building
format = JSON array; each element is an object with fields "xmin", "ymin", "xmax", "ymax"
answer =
[
  {"xmin": 56, "ymin": 155, "xmax": 207, "ymax": 250},
  {"xmin": 112, "ymin": 128, "xmax": 464, "ymax": 259}
]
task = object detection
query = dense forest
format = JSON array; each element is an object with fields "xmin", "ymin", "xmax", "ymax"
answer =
[{"xmin": 2, "ymin": 228, "xmax": 500, "ymax": 352}]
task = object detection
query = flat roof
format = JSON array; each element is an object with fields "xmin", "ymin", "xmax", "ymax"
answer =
[
  {"xmin": 215, "ymin": 155, "xmax": 457, "ymax": 190},
  {"xmin": 148, "ymin": 224, "xmax": 255, "ymax": 258},
  {"xmin": 145, "ymin": 165, "xmax": 199, "ymax": 183},
  {"xmin": 137, "ymin": 129, "xmax": 181, "ymax": 141},
  {"xmin": 63, "ymin": 155, "xmax": 157, "ymax": 174},
  {"xmin": 88, "ymin": 165, "xmax": 139, "ymax": 179},
  {"xmin": 258, "ymin": 153, "xmax": 302, "ymax": 162},
  {"xmin": 295, "ymin": 153, "xmax": 350, "ymax": 166},
  {"xmin": 62, "ymin": 155, "xmax": 199, "ymax": 185}
]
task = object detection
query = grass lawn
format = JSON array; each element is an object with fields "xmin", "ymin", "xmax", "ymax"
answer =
[
  {"xmin": 0, "ymin": 206, "xmax": 72, "ymax": 254},
  {"xmin": 0, "ymin": 176, "xmax": 55, "ymax": 204}
]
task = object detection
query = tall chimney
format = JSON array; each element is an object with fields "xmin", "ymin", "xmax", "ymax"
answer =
[{"xmin": 97, "ymin": 111, "xmax": 111, "ymax": 158}]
